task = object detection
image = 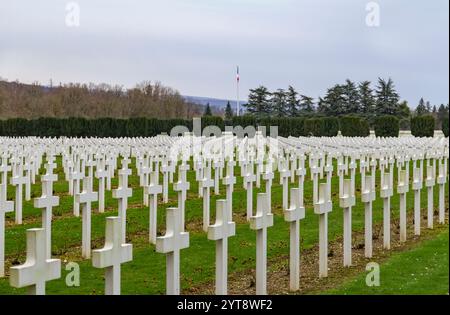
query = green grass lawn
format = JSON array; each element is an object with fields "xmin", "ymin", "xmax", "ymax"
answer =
[
  {"xmin": 326, "ymin": 229, "xmax": 449, "ymax": 295},
  {"xmin": 0, "ymin": 157, "xmax": 448, "ymax": 294}
]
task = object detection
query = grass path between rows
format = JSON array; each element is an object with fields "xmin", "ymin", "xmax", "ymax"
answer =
[{"xmin": 326, "ymin": 229, "xmax": 449, "ymax": 295}]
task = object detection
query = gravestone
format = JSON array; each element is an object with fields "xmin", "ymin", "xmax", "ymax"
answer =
[
  {"xmin": 10, "ymin": 228, "xmax": 61, "ymax": 295},
  {"xmin": 339, "ymin": 179, "xmax": 355, "ymax": 267},
  {"xmin": 76, "ymin": 176, "xmax": 98, "ymax": 259},
  {"xmin": 249, "ymin": 193, "xmax": 273, "ymax": 295},
  {"xmin": 156, "ymin": 207, "xmax": 189, "ymax": 295},
  {"xmin": 92, "ymin": 216, "xmax": 133, "ymax": 295},
  {"xmin": 208, "ymin": 199, "xmax": 236, "ymax": 295},
  {"xmin": 314, "ymin": 183, "xmax": 332, "ymax": 278}
]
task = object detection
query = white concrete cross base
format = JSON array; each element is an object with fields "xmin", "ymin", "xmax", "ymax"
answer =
[{"xmin": 10, "ymin": 228, "xmax": 61, "ymax": 295}]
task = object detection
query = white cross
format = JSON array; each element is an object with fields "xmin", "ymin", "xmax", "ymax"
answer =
[
  {"xmin": 339, "ymin": 179, "xmax": 355, "ymax": 267},
  {"xmin": 425, "ymin": 164, "xmax": 435, "ymax": 229},
  {"xmin": 95, "ymin": 158, "xmax": 108, "ymax": 213},
  {"xmin": 208, "ymin": 199, "xmax": 236, "ymax": 295},
  {"xmin": 279, "ymin": 162, "xmax": 291, "ymax": 210},
  {"xmin": 0, "ymin": 156, "xmax": 11, "ymax": 201},
  {"xmin": 213, "ymin": 160, "xmax": 221, "ymax": 195},
  {"xmin": 249, "ymin": 193, "xmax": 273, "ymax": 295},
  {"xmin": 361, "ymin": 175, "xmax": 375, "ymax": 258},
  {"xmin": 23, "ymin": 161, "xmax": 32, "ymax": 201},
  {"xmin": 314, "ymin": 183, "xmax": 332, "ymax": 278},
  {"xmin": 243, "ymin": 163, "xmax": 256, "ymax": 221},
  {"xmin": 161, "ymin": 162, "xmax": 171, "ymax": 203},
  {"xmin": 156, "ymin": 207, "xmax": 189, "ymax": 295},
  {"xmin": 0, "ymin": 197, "xmax": 13, "ymax": 277},
  {"xmin": 92, "ymin": 216, "xmax": 133, "ymax": 295},
  {"xmin": 10, "ymin": 163, "xmax": 27, "ymax": 224},
  {"xmin": 174, "ymin": 163, "xmax": 190, "ymax": 232},
  {"xmin": 380, "ymin": 170, "xmax": 393, "ymax": 250},
  {"xmin": 70, "ymin": 163, "xmax": 84, "ymax": 217},
  {"xmin": 112, "ymin": 159, "xmax": 132, "ymax": 244},
  {"xmin": 412, "ymin": 160, "xmax": 423, "ymax": 236},
  {"xmin": 284, "ymin": 188, "xmax": 305, "ymax": 291},
  {"xmin": 223, "ymin": 160, "xmax": 236, "ymax": 219},
  {"xmin": 9, "ymin": 228, "xmax": 61, "ymax": 295},
  {"xmin": 145, "ymin": 172, "xmax": 162, "ymax": 244},
  {"xmin": 76, "ymin": 177, "xmax": 98, "ymax": 259},
  {"xmin": 437, "ymin": 159, "xmax": 447, "ymax": 224},
  {"xmin": 34, "ymin": 163, "xmax": 59, "ymax": 259},
  {"xmin": 397, "ymin": 169, "xmax": 409, "ymax": 242},
  {"xmin": 201, "ymin": 161, "xmax": 214, "ymax": 231},
  {"xmin": 262, "ymin": 168, "xmax": 274, "ymax": 214}
]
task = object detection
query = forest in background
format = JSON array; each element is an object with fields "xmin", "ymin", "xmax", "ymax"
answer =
[{"xmin": 0, "ymin": 80, "xmax": 203, "ymax": 119}]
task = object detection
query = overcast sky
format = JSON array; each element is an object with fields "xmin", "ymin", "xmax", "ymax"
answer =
[{"xmin": 0, "ymin": 0, "xmax": 448, "ymax": 106}]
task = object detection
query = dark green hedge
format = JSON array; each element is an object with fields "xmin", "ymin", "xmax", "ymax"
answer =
[
  {"xmin": 374, "ymin": 115, "xmax": 400, "ymax": 137},
  {"xmin": 0, "ymin": 116, "xmax": 365, "ymax": 138},
  {"xmin": 304, "ymin": 117, "xmax": 339, "ymax": 137},
  {"xmin": 339, "ymin": 116, "xmax": 370, "ymax": 137},
  {"xmin": 441, "ymin": 117, "xmax": 449, "ymax": 137},
  {"xmin": 411, "ymin": 115, "xmax": 435, "ymax": 138}
]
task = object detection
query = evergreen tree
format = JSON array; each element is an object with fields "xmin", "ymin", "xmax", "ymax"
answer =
[
  {"xmin": 438, "ymin": 104, "xmax": 449, "ymax": 124},
  {"xmin": 324, "ymin": 84, "xmax": 346, "ymax": 116},
  {"xmin": 375, "ymin": 78, "xmax": 400, "ymax": 115},
  {"xmin": 244, "ymin": 86, "xmax": 271, "ymax": 117},
  {"xmin": 358, "ymin": 81, "xmax": 375, "ymax": 114},
  {"xmin": 299, "ymin": 95, "xmax": 315, "ymax": 113},
  {"xmin": 271, "ymin": 89, "xmax": 287, "ymax": 117},
  {"xmin": 203, "ymin": 103, "xmax": 212, "ymax": 116},
  {"xmin": 397, "ymin": 100, "xmax": 411, "ymax": 119},
  {"xmin": 286, "ymin": 86, "xmax": 299, "ymax": 116},
  {"xmin": 225, "ymin": 101, "xmax": 233, "ymax": 120},
  {"xmin": 342, "ymin": 79, "xmax": 359, "ymax": 114},
  {"xmin": 415, "ymin": 98, "xmax": 427, "ymax": 115}
]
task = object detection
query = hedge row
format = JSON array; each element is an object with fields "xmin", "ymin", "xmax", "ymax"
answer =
[
  {"xmin": 410, "ymin": 115, "xmax": 435, "ymax": 138},
  {"xmin": 1, "ymin": 115, "xmax": 445, "ymax": 138},
  {"xmin": 339, "ymin": 116, "xmax": 370, "ymax": 137}
]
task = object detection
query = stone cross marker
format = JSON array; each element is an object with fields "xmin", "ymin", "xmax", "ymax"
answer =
[
  {"xmin": 314, "ymin": 183, "xmax": 332, "ymax": 278},
  {"xmin": 243, "ymin": 163, "xmax": 256, "ymax": 221},
  {"xmin": 425, "ymin": 164, "xmax": 435, "ymax": 229},
  {"xmin": 201, "ymin": 161, "xmax": 214, "ymax": 232},
  {"xmin": 0, "ymin": 197, "xmax": 13, "ymax": 277},
  {"xmin": 145, "ymin": 172, "xmax": 162, "ymax": 244},
  {"xmin": 156, "ymin": 207, "xmax": 189, "ymax": 295},
  {"xmin": 76, "ymin": 176, "xmax": 98, "ymax": 259},
  {"xmin": 279, "ymin": 163, "xmax": 291, "ymax": 211},
  {"xmin": 397, "ymin": 170, "xmax": 409, "ymax": 242},
  {"xmin": 249, "ymin": 193, "xmax": 273, "ymax": 295},
  {"xmin": 223, "ymin": 160, "xmax": 236, "ymax": 219},
  {"xmin": 412, "ymin": 156, "xmax": 423, "ymax": 236},
  {"xmin": 361, "ymin": 176, "xmax": 375, "ymax": 258},
  {"xmin": 10, "ymin": 228, "xmax": 61, "ymax": 295},
  {"xmin": 10, "ymin": 163, "xmax": 27, "ymax": 224},
  {"xmin": 112, "ymin": 159, "xmax": 133, "ymax": 243},
  {"xmin": 437, "ymin": 159, "xmax": 447, "ymax": 225},
  {"xmin": 340, "ymin": 179, "xmax": 355, "ymax": 267},
  {"xmin": 284, "ymin": 188, "xmax": 305, "ymax": 291},
  {"xmin": 92, "ymin": 216, "xmax": 133, "ymax": 295},
  {"xmin": 208, "ymin": 199, "xmax": 236, "ymax": 295},
  {"xmin": 34, "ymin": 162, "xmax": 60, "ymax": 259},
  {"xmin": 380, "ymin": 170, "xmax": 393, "ymax": 250},
  {"xmin": 174, "ymin": 163, "xmax": 190, "ymax": 232},
  {"xmin": 70, "ymin": 163, "xmax": 84, "ymax": 217},
  {"xmin": 95, "ymin": 158, "xmax": 108, "ymax": 213},
  {"xmin": 262, "ymin": 166, "xmax": 274, "ymax": 214}
]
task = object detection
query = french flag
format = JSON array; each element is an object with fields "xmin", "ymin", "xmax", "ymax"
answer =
[{"xmin": 236, "ymin": 66, "xmax": 240, "ymax": 82}]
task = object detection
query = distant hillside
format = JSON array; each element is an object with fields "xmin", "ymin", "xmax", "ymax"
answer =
[{"xmin": 183, "ymin": 96, "xmax": 246, "ymax": 109}]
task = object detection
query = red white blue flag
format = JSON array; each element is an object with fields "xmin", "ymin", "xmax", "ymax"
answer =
[{"xmin": 236, "ymin": 66, "xmax": 240, "ymax": 82}]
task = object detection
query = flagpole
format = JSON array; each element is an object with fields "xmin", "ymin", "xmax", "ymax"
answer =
[{"xmin": 236, "ymin": 66, "xmax": 240, "ymax": 116}]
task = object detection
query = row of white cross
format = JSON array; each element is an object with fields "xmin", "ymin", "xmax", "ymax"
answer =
[{"xmin": 0, "ymin": 135, "xmax": 448, "ymax": 295}]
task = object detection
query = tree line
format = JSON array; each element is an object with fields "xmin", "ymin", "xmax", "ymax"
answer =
[
  {"xmin": 243, "ymin": 78, "xmax": 449, "ymax": 129},
  {"xmin": 0, "ymin": 80, "xmax": 203, "ymax": 119}
]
